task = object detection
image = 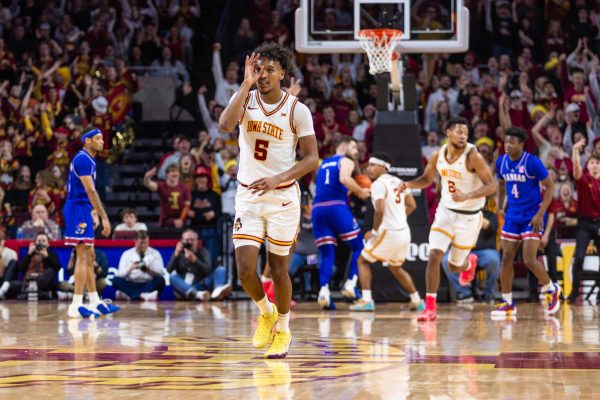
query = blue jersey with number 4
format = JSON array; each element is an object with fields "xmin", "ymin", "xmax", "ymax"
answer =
[
  {"xmin": 496, "ymin": 152, "xmax": 548, "ymax": 211},
  {"xmin": 313, "ymin": 154, "xmax": 349, "ymax": 205}
]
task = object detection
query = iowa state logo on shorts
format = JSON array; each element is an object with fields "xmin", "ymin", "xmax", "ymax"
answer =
[
  {"xmin": 234, "ymin": 218, "xmax": 242, "ymax": 231},
  {"xmin": 75, "ymin": 222, "xmax": 87, "ymax": 235}
]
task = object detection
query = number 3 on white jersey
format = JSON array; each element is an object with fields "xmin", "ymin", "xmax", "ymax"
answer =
[{"xmin": 511, "ymin": 183, "xmax": 519, "ymax": 199}]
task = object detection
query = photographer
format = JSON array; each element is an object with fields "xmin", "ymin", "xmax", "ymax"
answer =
[
  {"xmin": 113, "ymin": 231, "xmax": 166, "ymax": 300},
  {"xmin": 3, "ymin": 232, "xmax": 60, "ymax": 299},
  {"xmin": 59, "ymin": 247, "xmax": 110, "ymax": 295},
  {"xmin": 168, "ymin": 229, "xmax": 231, "ymax": 301}
]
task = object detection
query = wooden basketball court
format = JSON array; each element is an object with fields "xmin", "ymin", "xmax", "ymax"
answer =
[{"xmin": 0, "ymin": 301, "xmax": 598, "ymax": 399}]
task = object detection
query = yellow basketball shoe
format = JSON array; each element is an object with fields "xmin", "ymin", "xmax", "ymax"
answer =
[
  {"xmin": 253, "ymin": 304, "xmax": 278, "ymax": 349},
  {"xmin": 264, "ymin": 330, "xmax": 292, "ymax": 359}
]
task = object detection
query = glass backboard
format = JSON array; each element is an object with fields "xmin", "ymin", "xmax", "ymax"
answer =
[{"xmin": 296, "ymin": 0, "xmax": 469, "ymax": 54}]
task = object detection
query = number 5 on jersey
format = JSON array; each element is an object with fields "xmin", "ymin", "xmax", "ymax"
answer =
[{"xmin": 254, "ymin": 139, "xmax": 269, "ymax": 161}]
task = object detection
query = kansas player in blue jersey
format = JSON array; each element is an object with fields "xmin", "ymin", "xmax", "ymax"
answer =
[
  {"xmin": 65, "ymin": 127, "xmax": 120, "ymax": 318},
  {"xmin": 312, "ymin": 136, "xmax": 370, "ymax": 309},
  {"xmin": 493, "ymin": 127, "xmax": 560, "ymax": 318}
]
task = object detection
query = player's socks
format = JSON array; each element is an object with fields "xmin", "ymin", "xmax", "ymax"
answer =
[
  {"xmin": 409, "ymin": 292, "xmax": 421, "ymax": 304},
  {"xmin": 72, "ymin": 294, "xmax": 83, "ymax": 307},
  {"xmin": 254, "ymin": 295, "xmax": 274, "ymax": 316},
  {"xmin": 409, "ymin": 292, "xmax": 425, "ymax": 311},
  {"xmin": 0, "ymin": 281, "xmax": 9, "ymax": 299},
  {"xmin": 362, "ymin": 290, "xmax": 372, "ymax": 303},
  {"xmin": 342, "ymin": 276, "xmax": 358, "ymax": 299},
  {"xmin": 318, "ymin": 244, "xmax": 335, "ymax": 287},
  {"xmin": 318, "ymin": 285, "xmax": 336, "ymax": 310},
  {"xmin": 276, "ymin": 312, "xmax": 290, "ymax": 333},
  {"xmin": 541, "ymin": 282, "xmax": 554, "ymax": 293},
  {"xmin": 261, "ymin": 275, "xmax": 272, "ymax": 283},
  {"xmin": 502, "ymin": 293, "xmax": 513, "ymax": 304},
  {"xmin": 89, "ymin": 292, "xmax": 100, "ymax": 304}
]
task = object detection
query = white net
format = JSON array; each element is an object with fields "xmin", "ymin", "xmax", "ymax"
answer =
[{"xmin": 358, "ymin": 29, "xmax": 403, "ymax": 75}]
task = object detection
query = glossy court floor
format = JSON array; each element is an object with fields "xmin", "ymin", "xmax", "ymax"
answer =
[{"xmin": 0, "ymin": 300, "xmax": 599, "ymax": 399}]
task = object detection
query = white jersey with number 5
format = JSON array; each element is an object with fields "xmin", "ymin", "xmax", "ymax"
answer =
[
  {"xmin": 371, "ymin": 174, "xmax": 409, "ymax": 231},
  {"xmin": 235, "ymin": 89, "xmax": 314, "ymax": 185},
  {"xmin": 436, "ymin": 143, "xmax": 485, "ymax": 212}
]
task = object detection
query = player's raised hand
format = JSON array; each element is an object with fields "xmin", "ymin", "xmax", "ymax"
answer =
[
  {"xmin": 244, "ymin": 52, "xmax": 264, "ymax": 86},
  {"xmin": 285, "ymin": 77, "xmax": 302, "ymax": 97},
  {"xmin": 451, "ymin": 188, "xmax": 469, "ymax": 202},
  {"xmin": 145, "ymin": 167, "xmax": 158, "ymax": 178},
  {"xmin": 573, "ymin": 138, "xmax": 587, "ymax": 153},
  {"xmin": 101, "ymin": 216, "xmax": 111, "ymax": 237},
  {"xmin": 248, "ymin": 175, "xmax": 283, "ymax": 196}
]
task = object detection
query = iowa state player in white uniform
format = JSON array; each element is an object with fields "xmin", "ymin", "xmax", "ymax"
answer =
[
  {"xmin": 402, "ymin": 117, "xmax": 496, "ymax": 321},
  {"xmin": 219, "ymin": 43, "xmax": 318, "ymax": 359},
  {"xmin": 349, "ymin": 153, "xmax": 424, "ymax": 312}
]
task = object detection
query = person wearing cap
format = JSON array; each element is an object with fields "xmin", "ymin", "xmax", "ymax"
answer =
[
  {"xmin": 189, "ymin": 166, "xmax": 221, "ymax": 267},
  {"xmin": 90, "ymin": 96, "xmax": 111, "ymax": 201},
  {"xmin": 475, "ymin": 136, "xmax": 495, "ymax": 166},
  {"xmin": 568, "ymin": 140, "xmax": 600, "ymax": 303},
  {"xmin": 63, "ymin": 126, "xmax": 119, "ymax": 318}
]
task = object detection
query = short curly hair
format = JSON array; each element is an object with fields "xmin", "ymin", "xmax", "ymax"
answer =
[{"xmin": 253, "ymin": 42, "xmax": 291, "ymax": 72}]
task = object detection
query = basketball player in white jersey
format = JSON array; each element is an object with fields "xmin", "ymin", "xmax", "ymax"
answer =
[
  {"xmin": 349, "ymin": 153, "xmax": 424, "ymax": 312},
  {"xmin": 401, "ymin": 117, "xmax": 496, "ymax": 321},
  {"xmin": 219, "ymin": 43, "xmax": 319, "ymax": 358}
]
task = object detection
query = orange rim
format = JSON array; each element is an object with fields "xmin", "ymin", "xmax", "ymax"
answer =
[{"xmin": 358, "ymin": 29, "xmax": 403, "ymax": 45}]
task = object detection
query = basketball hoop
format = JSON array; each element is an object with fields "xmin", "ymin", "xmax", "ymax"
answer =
[{"xmin": 358, "ymin": 29, "xmax": 403, "ymax": 75}]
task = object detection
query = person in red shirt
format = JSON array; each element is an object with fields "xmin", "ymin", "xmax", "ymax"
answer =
[
  {"xmin": 143, "ymin": 164, "xmax": 191, "ymax": 228},
  {"xmin": 563, "ymin": 69, "xmax": 589, "ymax": 123},
  {"xmin": 315, "ymin": 105, "xmax": 348, "ymax": 141},
  {"xmin": 568, "ymin": 140, "xmax": 600, "ymax": 303},
  {"xmin": 551, "ymin": 182, "xmax": 578, "ymax": 238}
]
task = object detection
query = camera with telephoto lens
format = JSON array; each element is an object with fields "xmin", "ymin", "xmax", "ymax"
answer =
[
  {"xmin": 138, "ymin": 253, "xmax": 148, "ymax": 272},
  {"xmin": 35, "ymin": 243, "xmax": 47, "ymax": 252},
  {"xmin": 182, "ymin": 242, "xmax": 193, "ymax": 250}
]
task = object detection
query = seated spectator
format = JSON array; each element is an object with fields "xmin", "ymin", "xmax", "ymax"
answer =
[
  {"xmin": 2, "ymin": 232, "xmax": 60, "ymax": 300},
  {"xmin": 189, "ymin": 167, "xmax": 221, "ymax": 267},
  {"xmin": 114, "ymin": 208, "xmax": 148, "ymax": 233},
  {"xmin": 19, "ymin": 204, "xmax": 61, "ymax": 240},
  {"xmin": 167, "ymin": 229, "xmax": 231, "ymax": 301},
  {"xmin": 0, "ymin": 229, "xmax": 18, "ymax": 299},
  {"xmin": 144, "ymin": 164, "xmax": 191, "ymax": 228},
  {"xmin": 59, "ymin": 247, "xmax": 110, "ymax": 295},
  {"xmin": 113, "ymin": 231, "xmax": 166, "ymax": 301},
  {"xmin": 442, "ymin": 208, "xmax": 500, "ymax": 303}
]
